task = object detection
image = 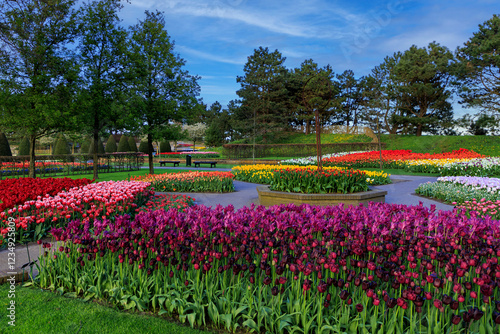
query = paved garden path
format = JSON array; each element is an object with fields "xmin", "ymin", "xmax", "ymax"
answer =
[{"xmin": 0, "ymin": 171, "xmax": 454, "ymax": 282}]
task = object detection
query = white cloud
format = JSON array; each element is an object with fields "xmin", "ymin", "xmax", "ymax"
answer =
[
  {"xmin": 177, "ymin": 45, "xmax": 246, "ymax": 65},
  {"xmin": 170, "ymin": 4, "xmax": 314, "ymax": 37}
]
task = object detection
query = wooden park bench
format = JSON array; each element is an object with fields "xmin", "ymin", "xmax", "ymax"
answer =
[
  {"xmin": 159, "ymin": 160, "xmax": 180, "ymax": 167},
  {"xmin": 193, "ymin": 161, "xmax": 217, "ymax": 168}
]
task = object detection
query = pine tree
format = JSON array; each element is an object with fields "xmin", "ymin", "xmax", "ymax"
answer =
[
  {"xmin": 236, "ymin": 47, "xmax": 291, "ymax": 141},
  {"xmin": 18, "ymin": 137, "xmax": 30, "ymax": 156},
  {"xmin": 128, "ymin": 137, "xmax": 137, "ymax": 152},
  {"xmin": 105, "ymin": 135, "xmax": 117, "ymax": 153},
  {"xmin": 0, "ymin": 132, "xmax": 12, "ymax": 156},
  {"xmin": 117, "ymin": 135, "xmax": 131, "ymax": 152},
  {"xmin": 53, "ymin": 134, "xmax": 71, "ymax": 155}
]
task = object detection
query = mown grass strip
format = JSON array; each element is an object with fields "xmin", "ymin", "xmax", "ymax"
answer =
[{"xmin": 0, "ymin": 284, "xmax": 214, "ymax": 334}]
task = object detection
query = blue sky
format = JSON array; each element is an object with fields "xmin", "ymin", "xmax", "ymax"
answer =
[{"xmin": 120, "ymin": 0, "xmax": 498, "ymax": 115}]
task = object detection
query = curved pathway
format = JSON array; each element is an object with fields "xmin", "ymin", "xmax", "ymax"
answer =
[
  {"xmin": 172, "ymin": 171, "xmax": 454, "ymax": 211},
  {"xmin": 372, "ymin": 175, "xmax": 454, "ymax": 211}
]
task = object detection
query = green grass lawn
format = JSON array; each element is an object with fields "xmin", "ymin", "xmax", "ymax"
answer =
[
  {"xmin": 50, "ymin": 169, "xmax": 187, "ymax": 181},
  {"xmin": 0, "ymin": 284, "xmax": 213, "ymax": 334},
  {"xmin": 359, "ymin": 168, "xmax": 439, "ymax": 177},
  {"xmin": 0, "ymin": 165, "xmax": 236, "ymax": 182}
]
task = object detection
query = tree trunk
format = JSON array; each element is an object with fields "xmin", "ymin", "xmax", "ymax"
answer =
[
  {"xmin": 306, "ymin": 120, "xmax": 311, "ymax": 135},
  {"xmin": 148, "ymin": 133, "xmax": 154, "ymax": 174},
  {"xmin": 315, "ymin": 110, "xmax": 322, "ymax": 170},
  {"xmin": 29, "ymin": 134, "xmax": 36, "ymax": 178},
  {"xmin": 416, "ymin": 123, "xmax": 423, "ymax": 136},
  {"xmin": 377, "ymin": 121, "xmax": 383, "ymax": 169},
  {"xmin": 93, "ymin": 131, "xmax": 99, "ymax": 180}
]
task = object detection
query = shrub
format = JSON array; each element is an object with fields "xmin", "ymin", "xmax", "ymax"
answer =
[
  {"xmin": 80, "ymin": 138, "xmax": 90, "ymax": 154},
  {"xmin": 159, "ymin": 141, "xmax": 171, "ymax": 153},
  {"xmin": 117, "ymin": 135, "xmax": 131, "ymax": 152},
  {"xmin": 128, "ymin": 137, "xmax": 137, "ymax": 152},
  {"xmin": 53, "ymin": 134, "xmax": 70, "ymax": 155},
  {"xmin": 88, "ymin": 138, "xmax": 105, "ymax": 154},
  {"xmin": 18, "ymin": 137, "xmax": 30, "ymax": 156},
  {"xmin": 0, "ymin": 132, "xmax": 12, "ymax": 156},
  {"xmin": 138, "ymin": 140, "xmax": 149, "ymax": 154},
  {"xmin": 105, "ymin": 135, "xmax": 117, "ymax": 153}
]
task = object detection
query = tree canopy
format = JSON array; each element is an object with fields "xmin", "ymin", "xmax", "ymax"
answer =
[
  {"xmin": 457, "ymin": 14, "xmax": 500, "ymax": 125},
  {"xmin": 0, "ymin": 0, "xmax": 79, "ymax": 176},
  {"xmin": 74, "ymin": 0, "xmax": 128, "ymax": 179},
  {"xmin": 235, "ymin": 47, "xmax": 290, "ymax": 141},
  {"xmin": 125, "ymin": 10, "xmax": 200, "ymax": 173}
]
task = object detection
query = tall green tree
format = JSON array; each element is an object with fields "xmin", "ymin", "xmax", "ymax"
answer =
[
  {"xmin": 205, "ymin": 110, "xmax": 233, "ymax": 147},
  {"xmin": 290, "ymin": 60, "xmax": 339, "ymax": 135},
  {"xmin": 362, "ymin": 55, "xmax": 409, "ymax": 134},
  {"xmin": 203, "ymin": 101, "xmax": 234, "ymax": 147},
  {"xmin": 457, "ymin": 14, "xmax": 500, "ymax": 124},
  {"xmin": 125, "ymin": 10, "xmax": 200, "ymax": 174},
  {"xmin": 0, "ymin": 0, "xmax": 79, "ymax": 177},
  {"xmin": 236, "ymin": 47, "xmax": 290, "ymax": 142},
  {"xmin": 391, "ymin": 42, "xmax": 455, "ymax": 136},
  {"xmin": 197, "ymin": 101, "xmax": 222, "ymax": 125},
  {"xmin": 75, "ymin": 0, "xmax": 127, "ymax": 179},
  {"xmin": 337, "ymin": 70, "xmax": 365, "ymax": 128},
  {"xmin": 298, "ymin": 63, "xmax": 337, "ymax": 169}
]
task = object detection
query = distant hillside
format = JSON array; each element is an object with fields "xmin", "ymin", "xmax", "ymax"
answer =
[
  {"xmin": 272, "ymin": 133, "xmax": 373, "ymax": 144},
  {"xmin": 380, "ymin": 135, "xmax": 500, "ymax": 156},
  {"xmin": 227, "ymin": 133, "xmax": 500, "ymax": 157}
]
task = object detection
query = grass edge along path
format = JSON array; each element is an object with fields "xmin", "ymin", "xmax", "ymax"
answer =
[
  {"xmin": 0, "ymin": 283, "xmax": 215, "ymax": 334},
  {"xmin": 49, "ymin": 168, "xmax": 232, "ymax": 182}
]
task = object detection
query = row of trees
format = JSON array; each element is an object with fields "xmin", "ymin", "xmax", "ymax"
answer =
[
  {"xmin": 202, "ymin": 14, "xmax": 500, "ymax": 145},
  {"xmin": 0, "ymin": 0, "xmax": 201, "ymax": 178}
]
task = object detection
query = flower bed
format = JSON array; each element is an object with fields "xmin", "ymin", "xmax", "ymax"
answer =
[
  {"xmin": 270, "ymin": 168, "xmax": 369, "ymax": 194},
  {"xmin": 0, "ymin": 180, "xmax": 152, "ymax": 244},
  {"xmin": 415, "ymin": 176, "xmax": 500, "ymax": 219},
  {"xmin": 280, "ymin": 151, "xmax": 369, "ymax": 166},
  {"xmin": 232, "ymin": 164, "xmax": 391, "ymax": 185},
  {"xmin": 0, "ymin": 161, "xmax": 112, "ymax": 176},
  {"xmin": 132, "ymin": 171, "xmax": 234, "ymax": 193},
  {"xmin": 136, "ymin": 194, "xmax": 195, "ymax": 213},
  {"xmin": 322, "ymin": 148, "xmax": 486, "ymax": 172},
  {"xmin": 37, "ymin": 203, "xmax": 500, "ymax": 333},
  {"xmin": 0, "ymin": 177, "xmax": 93, "ymax": 212}
]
